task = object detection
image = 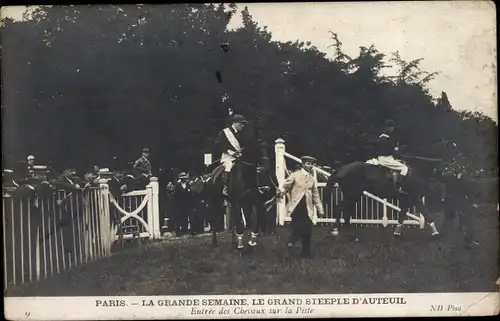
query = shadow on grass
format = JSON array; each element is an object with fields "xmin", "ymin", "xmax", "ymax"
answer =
[{"xmin": 5, "ymin": 205, "xmax": 499, "ymax": 296}]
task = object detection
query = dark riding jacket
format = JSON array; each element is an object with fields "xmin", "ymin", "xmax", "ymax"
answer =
[
  {"xmin": 214, "ymin": 125, "xmax": 260, "ymax": 165},
  {"xmin": 377, "ymin": 132, "xmax": 397, "ymax": 156}
]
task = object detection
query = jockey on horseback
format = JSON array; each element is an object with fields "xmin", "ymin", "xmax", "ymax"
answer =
[
  {"xmin": 214, "ymin": 114, "xmax": 249, "ymax": 194},
  {"xmin": 368, "ymin": 119, "xmax": 409, "ymax": 193}
]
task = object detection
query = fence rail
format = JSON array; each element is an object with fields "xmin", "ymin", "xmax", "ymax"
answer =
[
  {"xmin": 2, "ymin": 177, "xmax": 161, "ymax": 290},
  {"xmin": 2, "ymin": 187, "xmax": 108, "ymax": 289},
  {"xmin": 275, "ymin": 138, "xmax": 424, "ymax": 228}
]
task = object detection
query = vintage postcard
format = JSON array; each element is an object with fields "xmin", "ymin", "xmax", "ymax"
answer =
[{"xmin": 2, "ymin": 2, "xmax": 498, "ymax": 319}]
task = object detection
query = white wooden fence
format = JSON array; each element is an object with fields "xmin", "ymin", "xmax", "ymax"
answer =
[
  {"xmin": 274, "ymin": 138, "xmax": 425, "ymax": 228},
  {"xmin": 2, "ymin": 177, "xmax": 161, "ymax": 290}
]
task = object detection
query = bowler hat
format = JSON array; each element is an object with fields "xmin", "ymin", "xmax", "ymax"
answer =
[
  {"xmin": 300, "ymin": 156, "xmax": 317, "ymax": 163},
  {"xmin": 232, "ymin": 114, "xmax": 248, "ymax": 124},
  {"xmin": 178, "ymin": 172, "xmax": 189, "ymax": 179},
  {"xmin": 142, "ymin": 148, "xmax": 150, "ymax": 153}
]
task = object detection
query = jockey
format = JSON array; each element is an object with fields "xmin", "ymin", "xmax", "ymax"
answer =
[
  {"xmin": 213, "ymin": 114, "xmax": 249, "ymax": 192},
  {"xmin": 373, "ymin": 119, "xmax": 409, "ymax": 192}
]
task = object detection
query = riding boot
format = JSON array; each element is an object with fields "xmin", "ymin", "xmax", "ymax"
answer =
[
  {"xmin": 221, "ymin": 171, "xmax": 229, "ymax": 195},
  {"xmin": 396, "ymin": 173, "xmax": 407, "ymax": 194},
  {"xmin": 392, "ymin": 171, "xmax": 400, "ymax": 190}
]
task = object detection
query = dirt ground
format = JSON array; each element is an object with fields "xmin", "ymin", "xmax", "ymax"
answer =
[{"xmin": 5, "ymin": 204, "xmax": 499, "ymax": 296}]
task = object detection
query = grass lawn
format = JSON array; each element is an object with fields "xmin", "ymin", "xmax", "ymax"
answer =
[{"xmin": 5, "ymin": 205, "xmax": 499, "ymax": 296}]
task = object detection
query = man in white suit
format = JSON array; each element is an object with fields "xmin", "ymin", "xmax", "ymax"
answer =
[{"xmin": 277, "ymin": 156, "xmax": 325, "ymax": 258}]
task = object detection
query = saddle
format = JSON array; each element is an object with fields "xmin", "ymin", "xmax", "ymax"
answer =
[
  {"xmin": 210, "ymin": 164, "xmax": 226, "ymax": 183},
  {"xmin": 366, "ymin": 158, "xmax": 406, "ymax": 192}
]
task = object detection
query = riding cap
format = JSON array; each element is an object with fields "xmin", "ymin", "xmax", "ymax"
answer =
[
  {"xmin": 232, "ymin": 114, "xmax": 248, "ymax": 124},
  {"xmin": 384, "ymin": 119, "xmax": 395, "ymax": 127},
  {"xmin": 301, "ymin": 156, "xmax": 317, "ymax": 164},
  {"xmin": 142, "ymin": 147, "xmax": 150, "ymax": 153}
]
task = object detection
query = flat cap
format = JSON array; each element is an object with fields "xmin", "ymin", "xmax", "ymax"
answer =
[
  {"xmin": 300, "ymin": 156, "xmax": 317, "ymax": 163},
  {"xmin": 142, "ymin": 147, "xmax": 150, "ymax": 153},
  {"xmin": 178, "ymin": 172, "xmax": 189, "ymax": 179}
]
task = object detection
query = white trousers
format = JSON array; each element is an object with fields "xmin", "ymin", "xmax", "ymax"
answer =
[
  {"xmin": 377, "ymin": 155, "xmax": 409, "ymax": 176},
  {"xmin": 221, "ymin": 153, "xmax": 235, "ymax": 172}
]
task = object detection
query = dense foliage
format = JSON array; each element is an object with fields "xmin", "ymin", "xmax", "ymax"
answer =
[{"xmin": 1, "ymin": 4, "xmax": 497, "ymax": 176}]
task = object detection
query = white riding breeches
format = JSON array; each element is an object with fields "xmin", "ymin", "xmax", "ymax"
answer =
[
  {"xmin": 376, "ymin": 155, "xmax": 409, "ymax": 176},
  {"xmin": 221, "ymin": 152, "xmax": 236, "ymax": 172}
]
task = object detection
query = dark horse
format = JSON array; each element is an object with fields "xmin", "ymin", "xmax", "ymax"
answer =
[
  {"xmin": 324, "ymin": 158, "xmax": 440, "ymax": 240},
  {"xmin": 210, "ymin": 140, "xmax": 268, "ymax": 254},
  {"xmin": 435, "ymin": 166, "xmax": 498, "ymax": 247}
]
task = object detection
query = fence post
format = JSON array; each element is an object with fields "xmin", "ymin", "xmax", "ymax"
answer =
[
  {"xmin": 382, "ymin": 198, "xmax": 388, "ymax": 227},
  {"xmin": 313, "ymin": 168, "xmax": 318, "ymax": 222},
  {"xmin": 149, "ymin": 177, "xmax": 161, "ymax": 239},
  {"xmin": 275, "ymin": 138, "xmax": 286, "ymax": 226},
  {"xmin": 146, "ymin": 181, "xmax": 155, "ymax": 240},
  {"xmin": 99, "ymin": 179, "xmax": 112, "ymax": 257}
]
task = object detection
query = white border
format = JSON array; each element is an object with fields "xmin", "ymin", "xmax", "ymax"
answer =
[{"xmin": 5, "ymin": 293, "xmax": 500, "ymax": 319}]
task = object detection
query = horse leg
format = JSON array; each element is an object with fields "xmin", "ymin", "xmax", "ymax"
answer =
[
  {"xmin": 330, "ymin": 193, "xmax": 350, "ymax": 236},
  {"xmin": 248, "ymin": 203, "xmax": 260, "ymax": 248},
  {"xmin": 440, "ymin": 200, "xmax": 456, "ymax": 239},
  {"xmin": 335, "ymin": 196, "xmax": 357, "ymax": 241},
  {"xmin": 416, "ymin": 197, "xmax": 439, "ymax": 236},
  {"xmin": 344, "ymin": 198, "xmax": 359, "ymax": 241},
  {"xmin": 393, "ymin": 198, "xmax": 408, "ymax": 236},
  {"xmin": 457, "ymin": 205, "xmax": 479, "ymax": 247},
  {"xmin": 232, "ymin": 199, "xmax": 245, "ymax": 252},
  {"xmin": 330, "ymin": 199, "xmax": 342, "ymax": 236}
]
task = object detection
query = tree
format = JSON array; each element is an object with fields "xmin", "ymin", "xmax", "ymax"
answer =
[{"xmin": 1, "ymin": 5, "xmax": 497, "ymax": 177}]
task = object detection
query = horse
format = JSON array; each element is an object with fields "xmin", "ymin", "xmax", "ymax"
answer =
[
  {"xmin": 324, "ymin": 157, "xmax": 440, "ymax": 240},
  {"xmin": 434, "ymin": 166, "xmax": 498, "ymax": 247},
  {"xmin": 210, "ymin": 142, "xmax": 268, "ymax": 254}
]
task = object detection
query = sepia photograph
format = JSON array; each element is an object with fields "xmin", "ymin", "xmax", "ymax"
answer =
[{"xmin": 2, "ymin": 2, "xmax": 499, "ymax": 319}]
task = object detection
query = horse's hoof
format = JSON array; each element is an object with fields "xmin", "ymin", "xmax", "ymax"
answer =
[{"xmin": 330, "ymin": 229, "xmax": 339, "ymax": 236}]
